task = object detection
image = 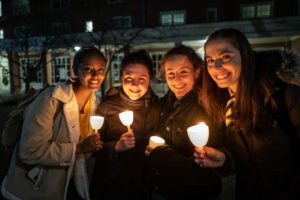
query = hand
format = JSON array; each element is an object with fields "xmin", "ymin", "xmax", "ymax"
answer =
[
  {"xmin": 145, "ymin": 145, "xmax": 154, "ymax": 156},
  {"xmin": 194, "ymin": 146, "xmax": 225, "ymax": 168},
  {"xmin": 76, "ymin": 133, "xmax": 103, "ymax": 154},
  {"xmin": 115, "ymin": 129, "xmax": 135, "ymax": 152}
]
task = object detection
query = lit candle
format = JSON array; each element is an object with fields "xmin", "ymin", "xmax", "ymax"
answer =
[
  {"xmin": 187, "ymin": 122, "xmax": 209, "ymax": 150},
  {"xmin": 90, "ymin": 116, "xmax": 104, "ymax": 133},
  {"xmin": 119, "ymin": 111, "xmax": 133, "ymax": 132},
  {"xmin": 149, "ymin": 136, "xmax": 165, "ymax": 149}
]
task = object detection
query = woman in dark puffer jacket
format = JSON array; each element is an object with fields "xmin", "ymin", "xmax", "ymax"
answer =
[{"xmin": 90, "ymin": 50, "xmax": 161, "ymax": 200}]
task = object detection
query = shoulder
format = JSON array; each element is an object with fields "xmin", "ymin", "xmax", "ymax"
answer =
[{"xmin": 96, "ymin": 88, "xmax": 121, "ymax": 115}]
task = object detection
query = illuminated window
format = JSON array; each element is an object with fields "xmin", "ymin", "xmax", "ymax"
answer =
[
  {"xmin": 0, "ymin": 29, "xmax": 3, "ymax": 39},
  {"xmin": 12, "ymin": 0, "xmax": 30, "ymax": 15},
  {"xmin": 111, "ymin": 55, "xmax": 123, "ymax": 86},
  {"xmin": 160, "ymin": 10, "xmax": 186, "ymax": 26},
  {"xmin": 242, "ymin": 6, "xmax": 255, "ymax": 19},
  {"xmin": 241, "ymin": 2, "xmax": 273, "ymax": 19},
  {"xmin": 207, "ymin": 8, "xmax": 218, "ymax": 22},
  {"xmin": 0, "ymin": 0, "xmax": 2, "ymax": 17},
  {"xmin": 86, "ymin": 21, "xmax": 93, "ymax": 32},
  {"xmin": 19, "ymin": 58, "xmax": 41, "ymax": 83},
  {"xmin": 110, "ymin": 16, "xmax": 131, "ymax": 29},
  {"xmin": 257, "ymin": 4, "xmax": 271, "ymax": 18},
  {"xmin": 52, "ymin": 57, "xmax": 70, "ymax": 83},
  {"xmin": 151, "ymin": 53, "xmax": 163, "ymax": 81}
]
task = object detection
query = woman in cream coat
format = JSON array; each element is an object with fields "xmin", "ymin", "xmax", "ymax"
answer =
[{"xmin": 1, "ymin": 46, "xmax": 106, "ymax": 200}]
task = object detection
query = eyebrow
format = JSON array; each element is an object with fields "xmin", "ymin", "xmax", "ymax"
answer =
[
  {"xmin": 206, "ymin": 49, "xmax": 233, "ymax": 58},
  {"xmin": 166, "ymin": 66, "xmax": 191, "ymax": 71}
]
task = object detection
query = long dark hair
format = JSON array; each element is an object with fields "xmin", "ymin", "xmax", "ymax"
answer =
[{"xmin": 200, "ymin": 28, "xmax": 259, "ymax": 132}]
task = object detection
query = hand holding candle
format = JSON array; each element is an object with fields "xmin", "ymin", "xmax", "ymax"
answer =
[
  {"xmin": 119, "ymin": 111, "xmax": 133, "ymax": 132},
  {"xmin": 187, "ymin": 122, "xmax": 209, "ymax": 150},
  {"xmin": 90, "ymin": 116, "xmax": 104, "ymax": 133}
]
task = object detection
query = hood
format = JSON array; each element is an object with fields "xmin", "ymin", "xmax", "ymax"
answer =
[{"xmin": 255, "ymin": 50, "xmax": 300, "ymax": 87}]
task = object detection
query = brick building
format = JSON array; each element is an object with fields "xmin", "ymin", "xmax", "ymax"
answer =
[{"xmin": 0, "ymin": 0, "xmax": 300, "ymax": 96}]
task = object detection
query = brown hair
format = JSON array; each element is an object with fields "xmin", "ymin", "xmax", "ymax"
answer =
[
  {"xmin": 158, "ymin": 45, "xmax": 203, "ymax": 85},
  {"xmin": 121, "ymin": 50, "xmax": 154, "ymax": 79},
  {"xmin": 200, "ymin": 28, "xmax": 260, "ymax": 132}
]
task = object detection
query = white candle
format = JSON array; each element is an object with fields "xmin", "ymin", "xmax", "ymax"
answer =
[
  {"xmin": 90, "ymin": 116, "xmax": 104, "ymax": 133},
  {"xmin": 149, "ymin": 136, "xmax": 165, "ymax": 149},
  {"xmin": 187, "ymin": 122, "xmax": 209, "ymax": 149},
  {"xmin": 119, "ymin": 111, "xmax": 133, "ymax": 132}
]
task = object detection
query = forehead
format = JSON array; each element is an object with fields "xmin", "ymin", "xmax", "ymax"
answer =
[
  {"xmin": 123, "ymin": 63, "xmax": 150, "ymax": 76},
  {"xmin": 205, "ymin": 39, "xmax": 239, "ymax": 55},
  {"xmin": 165, "ymin": 55, "xmax": 193, "ymax": 70}
]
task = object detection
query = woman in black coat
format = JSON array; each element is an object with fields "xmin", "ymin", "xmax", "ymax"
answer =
[
  {"xmin": 90, "ymin": 50, "xmax": 161, "ymax": 200},
  {"xmin": 147, "ymin": 45, "xmax": 229, "ymax": 200},
  {"xmin": 195, "ymin": 28, "xmax": 300, "ymax": 200}
]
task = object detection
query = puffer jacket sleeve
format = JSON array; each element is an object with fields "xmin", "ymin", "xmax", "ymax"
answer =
[{"xmin": 19, "ymin": 89, "xmax": 74, "ymax": 166}]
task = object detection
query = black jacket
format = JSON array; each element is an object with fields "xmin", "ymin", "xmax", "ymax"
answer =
[
  {"xmin": 148, "ymin": 90, "xmax": 225, "ymax": 200},
  {"xmin": 90, "ymin": 87, "xmax": 161, "ymax": 200},
  {"xmin": 227, "ymin": 50, "xmax": 300, "ymax": 200}
]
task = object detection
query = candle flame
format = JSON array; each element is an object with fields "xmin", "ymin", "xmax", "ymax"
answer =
[
  {"xmin": 149, "ymin": 136, "xmax": 165, "ymax": 149},
  {"xmin": 119, "ymin": 111, "xmax": 133, "ymax": 126},
  {"xmin": 90, "ymin": 116, "xmax": 104, "ymax": 130},
  {"xmin": 187, "ymin": 122, "xmax": 209, "ymax": 147}
]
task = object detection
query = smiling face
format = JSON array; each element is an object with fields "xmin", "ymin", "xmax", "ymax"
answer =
[
  {"xmin": 77, "ymin": 53, "xmax": 106, "ymax": 92},
  {"xmin": 121, "ymin": 63, "xmax": 151, "ymax": 100},
  {"xmin": 165, "ymin": 55, "xmax": 200, "ymax": 99},
  {"xmin": 205, "ymin": 39, "xmax": 242, "ymax": 93}
]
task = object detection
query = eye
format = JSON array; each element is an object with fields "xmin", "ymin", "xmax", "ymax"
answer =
[
  {"xmin": 167, "ymin": 72, "xmax": 175, "ymax": 79},
  {"xmin": 124, "ymin": 76, "xmax": 133, "ymax": 81},
  {"xmin": 83, "ymin": 66, "xmax": 92, "ymax": 73},
  {"xmin": 98, "ymin": 67, "xmax": 105, "ymax": 73},
  {"xmin": 139, "ymin": 77, "xmax": 146, "ymax": 83},
  {"xmin": 221, "ymin": 54, "xmax": 232, "ymax": 61},
  {"xmin": 206, "ymin": 58, "xmax": 214, "ymax": 65}
]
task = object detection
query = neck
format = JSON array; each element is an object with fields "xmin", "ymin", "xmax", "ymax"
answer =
[{"xmin": 73, "ymin": 85, "xmax": 92, "ymax": 112}]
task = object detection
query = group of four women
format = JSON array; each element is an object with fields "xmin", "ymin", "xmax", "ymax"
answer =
[{"xmin": 2, "ymin": 28, "xmax": 300, "ymax": 200}]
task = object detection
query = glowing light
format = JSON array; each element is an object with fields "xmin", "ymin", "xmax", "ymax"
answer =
[
  {"xmin": 187, "ymin": 122, "xmax": 209, "ymax": 148},
  {"xmin": 119, "ymin": 111, "xmax": 133, "ymax": 131},
  {"xmin": 90, "ymin": 116, "xmax": 104, "ymax": 133},
  {"xmin": 149, "ymin": 136, "xmax": 165, "ymax": 149}
]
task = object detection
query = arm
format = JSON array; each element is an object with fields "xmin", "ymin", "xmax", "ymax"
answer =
[{"xmin": 19, "ymin": 91, "xmax": 73, "ymax": 166}]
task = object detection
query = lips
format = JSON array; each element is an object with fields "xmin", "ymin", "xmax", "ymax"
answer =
[
  {"xmin": 173, "ymin": 84, "xmax": 185, "ymax": 89},
  {"xmin": 129, "ymin": 89, "xmax": 141, "ymax": 94},
  {"xmin": 215, "ymin": 72, "xmax": 231, "ymax": 80}
]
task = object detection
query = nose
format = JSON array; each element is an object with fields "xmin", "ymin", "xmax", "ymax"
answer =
[
  {"xmin": 214, "ymin": 59, "xmax": 222, "ymax": 69},
  {"xmin": 132, "ymin": 78, "xmax": 139, "ymax": 86},
  {"xmin": 175, "ymin": 72, "xmax": 182, "ymax": 82},
  {"xmin": 91, "ymin": 69, "xmax": 97, "ymax": 76}
]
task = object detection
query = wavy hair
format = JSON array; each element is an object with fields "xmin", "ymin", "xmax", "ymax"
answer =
[{"xmin": 199, "ymin": 28, "xmax": 260, "ymax": 132}]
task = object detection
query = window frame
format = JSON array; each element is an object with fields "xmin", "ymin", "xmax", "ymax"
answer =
[
  {"xmin": 160, "ymin": 10, "xmax": 186, "ymax": 26},
  {"xmin": 241, "ymin": 1, "xmax": 273, "ymax": 19}
]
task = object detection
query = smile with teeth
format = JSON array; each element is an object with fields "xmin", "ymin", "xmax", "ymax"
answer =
[
  {"xmin": 215, "ymin": 72, "xmax": 231, "ymax": 80},
  {"xmin": 174, "ymin": 84, "xmax": 185, "ymax": 89},
  {"xmin": 129, "ymin": 89, "xmax": 141, "ymax": 93}
]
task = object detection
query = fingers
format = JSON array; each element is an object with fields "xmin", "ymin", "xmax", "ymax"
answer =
[{"xmin": 193, "ymin": 146, "xmax": 226, "ymax": 168}]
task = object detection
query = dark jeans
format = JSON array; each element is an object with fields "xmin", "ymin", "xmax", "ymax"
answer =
[{"xmin": 67, "ymin": 179, "xmax": 84, "ymax": 200}]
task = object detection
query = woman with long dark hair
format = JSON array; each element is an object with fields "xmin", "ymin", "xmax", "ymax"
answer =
[{"xmin": 195, "ymin": 28, "xmax": 300, "ymax": 200}]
